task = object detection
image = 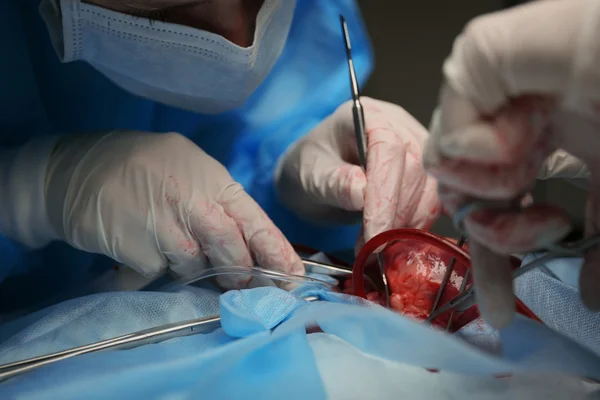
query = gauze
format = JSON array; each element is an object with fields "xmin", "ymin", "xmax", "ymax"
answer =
[{"xmin": 39, "ymin": 0, "xmax": 295, "ymax": 114}]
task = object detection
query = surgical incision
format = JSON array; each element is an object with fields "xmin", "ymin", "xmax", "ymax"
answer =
[{"xmin": 344, "ymin": 241, "xmax": 467, "ymax": 328}]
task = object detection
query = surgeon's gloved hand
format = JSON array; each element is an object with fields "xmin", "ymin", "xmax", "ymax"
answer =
[
  {"xmin": 423, "ymin": 0, "xmax": 600, "ymax": 327},
  {"xmin": 275, "ymin": 97, "xmax": 440, "ymax": 248},
  {"xmin": 3, "ymin": 131, "xmax": 304, "ymax": 288}
]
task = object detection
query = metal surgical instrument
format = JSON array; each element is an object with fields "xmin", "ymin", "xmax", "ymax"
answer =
[
  {"xmin": 340, "ymin": 15, "xmax": 367, "ymax": 167},
  {"xmin": 0, "ymin": 297, "xmax": 321, "ymax": 382},
  {"xmin": 161, "ymin": 258, "xmax": 376, "ymax": 292},
  {"xmin": 161, "ymin": 264, "xmax": 337, "ymax": 292},
  {"xmin": 428, "ymin": 235, "xmax": 467, "ymax": 328},
  {"xmin": 427, "ymin": 195, "xmax": 600, "ymax": 323},
  {"xmin": 426, "ymin": 230, "xmax": 600, "ymax": 323},
  {"xmin": 340, "ymin": 15, "xmax": 390, "ymax": 308},
  {"xmin": 0, "ymin": 257, "xmax": 367, "ymax": 381}
]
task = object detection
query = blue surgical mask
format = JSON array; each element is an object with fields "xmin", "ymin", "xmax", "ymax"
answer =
[{"xmin": 39, "ymin": 0, "xmax": 296, "ymax": 114}]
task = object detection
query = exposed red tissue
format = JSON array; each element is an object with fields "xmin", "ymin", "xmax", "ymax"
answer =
[
  {"xmin": 345, "ymin": 239, "xmax": 468, "ymax": 329},
  {"xmin": 389, "ymin": 275, "xmax": 445, "ymax": 321}
]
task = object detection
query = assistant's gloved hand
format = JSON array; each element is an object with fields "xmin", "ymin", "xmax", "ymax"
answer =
[
  {"xmin": 275, "ymin": 97, "xmax": 440, "ymax": 248},
  {"xmin": 1, "ymin": 131, "xmax": 304, "ymax": 288},
  {"xmin": 423, "ymin": 0, "xmax": 600, "ymax": 327}
]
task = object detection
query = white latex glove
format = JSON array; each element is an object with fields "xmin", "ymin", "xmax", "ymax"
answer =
[
  {"xmin": 1, "ymin": 131, "xmax": 304, "ymax": 288},
  {"xmin": 276, "ymin": 97, "xmax": 440, "ymax": 248},
  {"xmin": 423, "ymin": 0, "xmax": 600, "ymax": 328}
]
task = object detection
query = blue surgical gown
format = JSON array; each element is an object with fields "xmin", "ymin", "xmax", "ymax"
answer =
[{"xmin": 0, "ymin": 0, "xmax": 373, "ymax": 314}]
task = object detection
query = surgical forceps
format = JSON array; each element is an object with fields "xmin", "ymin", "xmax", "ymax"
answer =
[
  {"xmin": 340, "ymin": 15, "xmax": 391, "ymax": 308},
  {"xmin": 426, "ymin": 199, "xmax": 600, "ymax": 323},
  {"xmin": 0, "ymin": 258, "xmax": 362, "ymax": 382}
]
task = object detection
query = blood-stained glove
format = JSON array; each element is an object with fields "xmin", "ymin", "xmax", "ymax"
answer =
[
  {"xmin": 275, "ymin": 97, "xmax": 441, "ymax": 248},
  {"xmin": 0, "ymin": 131, "xmax": 304, "ymax": 288},
  {"xmin": 423, "ymin": 0, "xmax": 600, "ymax": 328}
]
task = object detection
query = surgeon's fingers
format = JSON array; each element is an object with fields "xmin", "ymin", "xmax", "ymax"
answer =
[
  {"xmin": 425, "ymin": 93, "xmax": 555, "ymax": 200},
  {"xmin": 407, "ymin": 174, "xmax": 441, "ymax": 230},
  {"xmin": 438, "ymin": 181, "xmax": 570, "ymax": 254},
  {"xmin": 436, "ymin": 91, "xmax": 555, "ymax": 165},
  {"xmin": 469, "ymin": 239, "xmax": 515, "ymax": 329},
  {"xmin": 465, "ymin": 205, "xmax": 572, "ymax": 254},
  {"xmin": 165, "ymin": 244, "xmax": 210, "ymax": 281},
  {"xmin": 363, "ymin": 127, "xmax": 425, "ymax": 242},
  {"xmin": 305, "ymin": 111, "xmax": 367, "ymax": 212},
  {"xmin": 220, "ymin": 183, "xmax": 305, "ymax": 277},
  {"xmin": 153, "ymin": 196, "xmax": 210, "ymax": 280},
  {"xmin": 188, "ymin": 200, "xmax": 253, "ymax": 289},
  {"xmin": 426, "ymin": 140, "xmax": 551, "ymax": 200},
  {"xmin": 313, "ymin": 163, "xmax": 367, "ymax": 212},
  {"xmin": 309, "ymin": 100, "xmax": 367, "ymax": 212}
]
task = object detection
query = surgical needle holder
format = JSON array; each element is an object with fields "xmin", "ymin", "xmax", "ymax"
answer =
[{"xmin": 340, "ymin": 15, "xmax": 391, "ymax": 307}]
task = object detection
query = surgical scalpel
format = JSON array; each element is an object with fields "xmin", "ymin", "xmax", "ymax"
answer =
[{"xmin": 340, "ymin": 15, "xmax": 391, "ymax": 308}]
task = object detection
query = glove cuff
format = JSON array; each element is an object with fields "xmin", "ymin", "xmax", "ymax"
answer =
[{"xmin": 0, "ymin": 136, "xmax": 61, "ymax": 248}]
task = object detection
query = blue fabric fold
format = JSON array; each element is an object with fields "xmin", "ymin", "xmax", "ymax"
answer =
[{"xmin": 1, "ymin": 284, "xmax": 600, "ymax": 398}]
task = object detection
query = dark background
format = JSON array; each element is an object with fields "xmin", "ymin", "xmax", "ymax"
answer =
[{"xmin": 357, "ymin": 0, "xmax": 586, "ymax": 238}]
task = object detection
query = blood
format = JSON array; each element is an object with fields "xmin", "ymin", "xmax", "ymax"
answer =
[
  {"xmin": 344, "ymin": 240, "xmax": 470, "ymax": 330},
  {"xmin": 388, "ymin": 275, "xmax": 451, "ymax": 322}
]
